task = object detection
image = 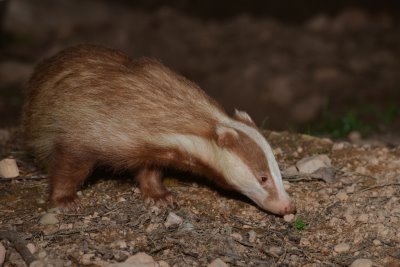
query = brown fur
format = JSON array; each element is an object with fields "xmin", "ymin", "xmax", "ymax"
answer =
[{"xmin": 23, "ymin": 44, "xmax": 244, "ymax": 207}]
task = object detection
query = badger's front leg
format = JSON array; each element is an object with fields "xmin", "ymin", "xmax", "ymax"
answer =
[{"xmin": 136, "ymin": 167, "xmax": 175, "ymax": 207}]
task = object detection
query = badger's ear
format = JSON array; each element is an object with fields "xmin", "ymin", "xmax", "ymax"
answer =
[
  {"xmin": 215, "ymin": 125, "xmax": 239, "ymax": 147},
  {"xmin": 234, "ymin": 109, "xmax": 255, "ymax": 125}
]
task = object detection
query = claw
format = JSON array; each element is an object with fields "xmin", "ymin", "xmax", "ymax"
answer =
[
  {"xmin": 52, "ymin": 194, "xmax": 81, "ymax": 212},
  {"xmin": 142, "ymin": 192, "xmax": 177, "ymax": 209}
]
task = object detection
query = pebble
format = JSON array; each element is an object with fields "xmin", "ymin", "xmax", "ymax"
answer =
[
  {"xmin": 230, "ymin": 232, "xmax": 243, "ymax": 241},
  {"xmin": 350, "ymin": 258, "xmax": 373, "ymax": 267},
  {"xmin": 117, "ymin": 197, "xmax": 126, "ymax": 202},
  {"xmin": 334, "ymin": 243, "xmax": 350, "ymax": 253},
  {"xmin": 81, "ymin": 253, "xmax": 95, "ymax": 265},
  {"xmin": 125, "ymin": 252, "xmax": 155, "ymax": 265},
  {"xmin": 372, "ymin": 239, "xmax": 381, "ymax": 246},
  {"xmin": 0, "ymin": 158, "xmax": 20, "ymax": 178},
  {"xmin": 247, "ymin": 230, "xmax": 257, "ymax": 243},
  {"xmin": 27, "ymin": 243, "xmax": 37, "ymax": 254},
  {"xmin": 115, "ymin": 240, "xmax": 127, "ymax": 249},
  {"xmin": 284, "ymin": 165, "xmax": 298, "ymax": 175},
  {"xmin": 358, "ymin": 214, "xmax": 369, "ymax": 223},
  {"xmin": 207, "ymin": 258, "xmax": 229, "ymax": 267},
  {"xmin": 268, "ymin": 246, "xmax": 284, "ymax": 256},
  {"xmin": 158, "ymin": 260, "xmax": 170, "ymax": 267},
  {"xmin": 0, "ymin": 243, "xmax": 5, "ymax": 266},
  {"xmin": 38, "ymin": 251, "xmax": 47, "ymax": 259},
  {"xmin": 336, "ymin": 191, "xmax": 348, "ymax": 201},
  {"xmin": 145, "ymin": 223, "xmax": 159, "ymax": 233},
  {"xmin": 283, "ymin": 214, "xmax": 295, "ymax": 222},
  {"xmin": 29, "ymin": 260, "xmax": 46, "ymax": 267},
  {"xmin": 296, "ymin": 154, "xmax": 331, "ymax": 174},
  {"xmin": 164, "ymin": 212, "xmax": 183, "ymax": 228},
  {"xmin": 332, "ymin": 142, "xmax": 348, "ymax": 150},
  {"xmin": 346, "ymin": 184, "xmax": 356, "ymax": 194},
  {"xmin": 39, "ymin": 213, "xmax": 59, "ymax": 225}
]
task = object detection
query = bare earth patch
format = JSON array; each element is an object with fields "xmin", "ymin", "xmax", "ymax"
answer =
[{"xmin": 0, "ymin": 130, "xmax": 399, "ymax": 266}]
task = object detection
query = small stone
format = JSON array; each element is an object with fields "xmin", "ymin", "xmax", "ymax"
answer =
[
  {"xmin": 358, "ymin": 214, "xmax": 369, "ymax": 223},
  {"xmin": 346, "ymin": 184, "xmax": 356, "ymax": 194},
  {"xmin": 268, "ymin": 246, "xmax": 284, "ymax": 256},
  {"xmin": 145, "ymin": 223, "xmax": 159, "ymax": 233},
  {"xmin": 207, "ymin": 258, "xmax": 229, "ymax": 267},
  {"xmin": 344, "ymin": 214, "xmax": 354, "ymax": 224},
  {"xmin": 117, "ymin": 197, "xmax": 126, "ymax": 202},
  {"xmin": 350, "ymin": 258, "xmax": 373, "ymax": 267},
  {"xmin": 248, "ymin": 230, "xmax": 257, "ymax": 243},
  {"xmin": 283, "ymin": 214, "xmax": 295, "ymax": 222},
  {"xmin": 0, "ymin": 158, "xmax": 20, "ymax": 178},
  {"xmin": 39, "ymin": 213, "xmax": 59, "ymax": 225},
  {"xmin": 355, "ymin": 166, "xmax": 367, "ymax": 174},
  {"xmin": 0, "ymin": 243, "xmax": 5, "ymax": 266},
  {"xmin": 334, "ymin": 243, "xmax": 350, "ymax": 253},
  {"xmin": 27, "ymin": 243, "xmax": 36, "ymax": 254},
  {"xmin": 38, "ymin": 251, "xmax": 47, "ymax": 259},
  {"xmin": 125, "ymin": 252, "xmax": 155, "ymax": 264},
  {"xmin": 230, "ymin": 232, "xmax": 242, "ymax": 241},
  {"xmin": 29, "ymin": 260, "xmax": 46, "ymax": 267},
  {"xmin": 312, "ymin": 167, "xmax": 336, "ymax": 183},
  {"xmin": 81, "ymin": 253, "xmax": 95, "ymax": 265},
  {"xmin": 336, "ymin": 191, "xmax": 348, "ymax": 201},
  {"xmin": 284, "ymin": 165, "xmax": 298, "ymax": 176},
  {"xmin": 332, "ymin": 142, "xmax": 349, "ymax": 150},
  {"xmin": 158, "ymin": 260, "xmax": 170, "ymax": 267},
  {"xmin": 300, "ymin": 237, "xmax": 311, "ymax": 246},
  {"xmin": 116, "ymin": 240, "xmax": 127, "ymax": 249},
  {"xmin": 372, "ymin": 239, "xmax": 381, "ymax": 246},
  {"xmin": 164, "ymin": 212, "xmax": 183, "ymax": 228},
  {"xmin": 296, "ymin": 154, "xmax": 331, "ymax": 174},
  {"xmin": 113, "ymin": 251, "xmax": 129, "ymax": 262},
  {"xmin": 47, "ymin": 208, "xmax": 61, "ymax": 214}
]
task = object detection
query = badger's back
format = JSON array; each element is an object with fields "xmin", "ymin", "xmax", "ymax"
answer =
[{"xmin": 24, "ymin": 45, "xmax": 226, "ymax": 163}]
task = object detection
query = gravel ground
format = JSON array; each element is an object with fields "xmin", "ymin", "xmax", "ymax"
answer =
[{"xmin": 0, "ymin": 130, "xmax": 399, "ymax": 266}]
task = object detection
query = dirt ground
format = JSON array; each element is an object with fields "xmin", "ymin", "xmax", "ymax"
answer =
[{"xmin": 0, "ymin": 129, "xmax": 399, "ymax": 267}]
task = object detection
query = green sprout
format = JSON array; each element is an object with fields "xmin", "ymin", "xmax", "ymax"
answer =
[{"xmin": 294, "ymin": 218, "xmax": 306, "ymax": 230}]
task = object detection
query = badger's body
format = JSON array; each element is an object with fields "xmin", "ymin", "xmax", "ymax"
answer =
[{"xmin": 24, "ymin": 44, "xmax": 295, "ymax": 215}]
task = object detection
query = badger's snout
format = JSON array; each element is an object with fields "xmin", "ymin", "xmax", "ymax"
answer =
[
  {"xmin": 279, "ymin": 200, "xmax": 297, "ymax": 215},
  {"xmin": 259, "ymin": 197, "xmax": 296, "ymax": 216}
]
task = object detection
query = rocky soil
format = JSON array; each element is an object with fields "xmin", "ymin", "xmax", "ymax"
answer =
[{"xmin": 0, "ymin": 129, "xmax": 399, "ymax": 267}]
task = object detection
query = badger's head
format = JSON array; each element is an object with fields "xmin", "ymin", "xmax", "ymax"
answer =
[{"xmin": 214, "ymin": 109, "xmax": 296, "ymax": 215}]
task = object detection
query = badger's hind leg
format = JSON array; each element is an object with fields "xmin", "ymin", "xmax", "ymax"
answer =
[
  {"xmin": 136, "ymin": 167, "xmax": 176, "ymax": 208},
  {"xmin": 48, "ymin": 147, "xmax": 94, "ymax": 209}
]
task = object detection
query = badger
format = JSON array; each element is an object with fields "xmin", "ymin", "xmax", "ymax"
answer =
[{"xmin": 23, "ymin": 45, "xmax": 296, "ymax": 215}]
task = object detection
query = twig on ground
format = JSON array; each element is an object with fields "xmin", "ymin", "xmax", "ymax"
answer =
[
  {"xmin": 356, "ymin": 183, "xmax": 400, "ymax": 194},
  {"xmin": 0, "ymin": 230, "xmax": 36, "ymax": 265}
]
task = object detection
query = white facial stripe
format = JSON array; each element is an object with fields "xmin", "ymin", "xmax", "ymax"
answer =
[
  {"xmin": 225, "ymin": 119, "xmax": 287, "ymax": 198},
  {"xmin": 158, "ymin": 134, "xmax": 268, "ymax": 203}
]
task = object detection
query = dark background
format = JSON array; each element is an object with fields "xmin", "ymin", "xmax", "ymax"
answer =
[{"xmin": 0, "ymin": 0, "xmax": 399, "ymax": 143}]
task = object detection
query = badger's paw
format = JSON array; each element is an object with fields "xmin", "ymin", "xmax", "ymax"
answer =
[
  {"xmin": 143, "ymin": 191, "xmax": 178, "ymax": 209},
  {"xmin": 51, "ymin": 194, "xmax": 82, "ymax": 211}
]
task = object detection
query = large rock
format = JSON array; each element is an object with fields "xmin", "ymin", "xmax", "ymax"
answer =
[{"xmin": 296, "ymin": 154, "xmax": 331, "ymax": 174}]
